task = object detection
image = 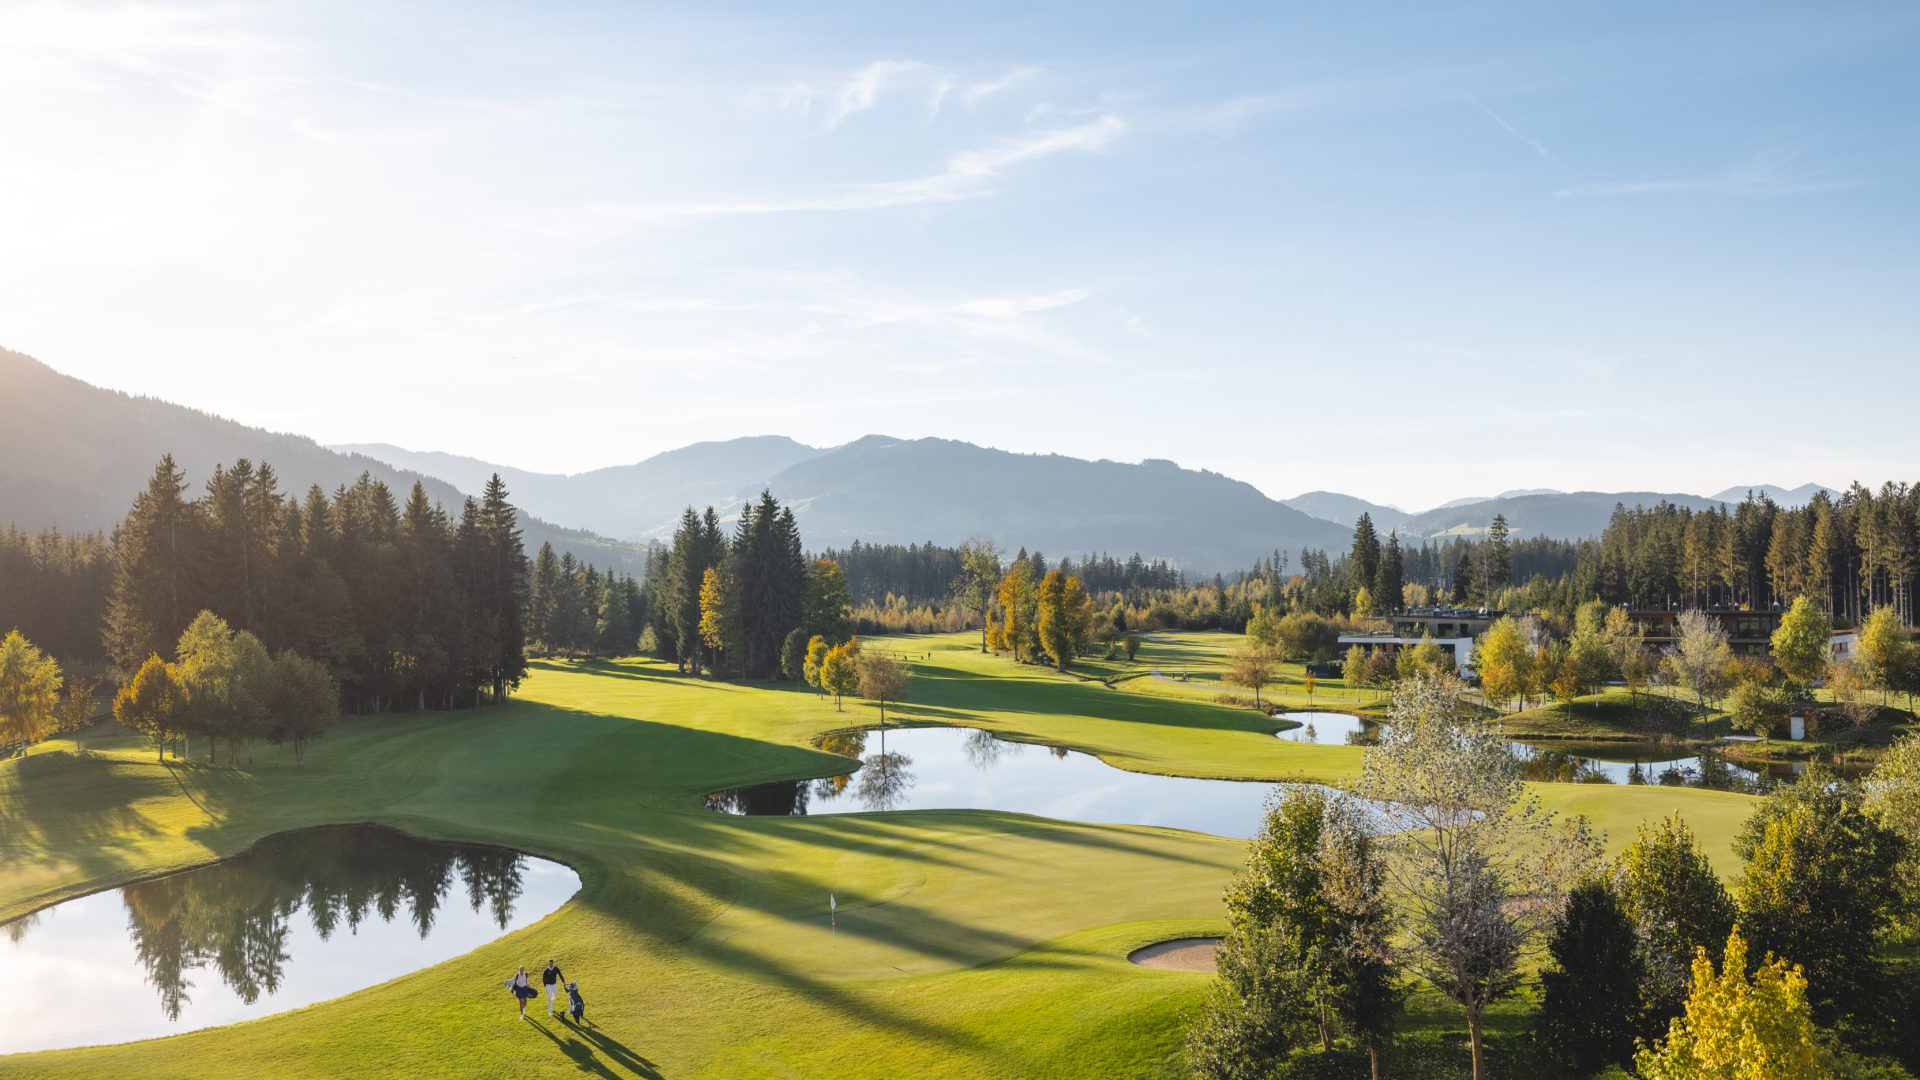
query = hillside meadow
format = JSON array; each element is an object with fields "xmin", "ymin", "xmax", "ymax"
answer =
[{"xmin": 1, "ymin": 632, "xmax": 1759, "ymax": 1078}]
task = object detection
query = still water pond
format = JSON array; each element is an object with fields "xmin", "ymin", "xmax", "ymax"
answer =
[
  {"xmin": 0, "ymin": 825, "xmax": 579, "ymax": 1055},
  {"xmin": 1272, "ymin": 711, "xmax": 1790, "ymax": 791},
  {"xmin": 708, "ymin": 726, "xmax": 1296, "ymax": 839}
]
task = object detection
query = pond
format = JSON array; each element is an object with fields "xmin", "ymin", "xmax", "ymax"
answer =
[
  {"xmin": 707, "ymin": 725, "xmax": 1292, "ymax": 839},
  {"xmin": 1272, "ymin": 711, "xmax": 1786, "ymax": 791},
  {"xmin": 0, "ymin": 825, "xmax": 580, "ymax": 1055}
]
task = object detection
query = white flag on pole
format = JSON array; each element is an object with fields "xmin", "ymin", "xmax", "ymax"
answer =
[{"xmin": 830, "ymin": 893, "xmax": 836, "ymax": 911}]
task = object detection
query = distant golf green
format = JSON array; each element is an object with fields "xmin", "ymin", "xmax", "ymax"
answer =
[{"xmin": 0, "ymin": 632, "xmax": 1758, "ymax": 1077}]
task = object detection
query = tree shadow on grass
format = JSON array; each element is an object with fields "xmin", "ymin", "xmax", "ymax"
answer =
[{"xmin": 530, "ymin": 1016, "xmax": 664, "ymax": 1078}]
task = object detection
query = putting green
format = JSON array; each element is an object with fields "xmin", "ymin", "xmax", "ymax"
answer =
[{"xmin": 0, "ymin": 632, "xmax": 1757, "ymax": 1078}]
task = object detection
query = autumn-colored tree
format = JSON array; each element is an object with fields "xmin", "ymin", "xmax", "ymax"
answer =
[
  {"xmin": 855, "ymin": 650, "xmax": 911, "ymax": 726},
  {"xmin": 1854, "ymin": 605, "xmax": 1912, "ymax": 705},
  {"xmin": 697, "ymin": 564, "xmax": 738, "ymax": 670},
  {"xmin": 801, "ymin": 634, "xmax": 830, "ymax": 695},
  {"xmin": 1634, "ymin": 927, "xmax": 1835, "ymax": 1080},
  {"xmin": 995, "ymin": 560, "xmax": 1039, "ymax": 663},
  {"xmin": 820, "ymin": 639, "xmax": 861, "ymax": 711},
  {"xmin": 1122, "ymin": 635, "xmax": 1141, "ymax": 662},
  {"xmin": 1245, "ymin": 602, "xmax": 1283, "ymax": 651},
  {"xmin": 1035, "ymin": 570, "xmax": 1093, "ymax": 671},
  {"xmin": 1225, "ymin": 646, "xmax": 1279, "ymax": 708},
  {"xmin": 1768, "ymin": 595, "xmax": 1832, "ymax": 695},
  {"xmin": 114, "ymin": 653, "xmax": 188, "ymax": 762},
  {"xmin": 1473, "ymin": 615, "xmax": 1533, "ymax": 710},
  {"xmin": 0, "ymin": 630, "xmax": 63, "ymax": 746}
]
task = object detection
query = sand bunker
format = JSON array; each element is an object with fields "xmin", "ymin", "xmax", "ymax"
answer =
[{"xmin": 1128, "ymin": 937, "xmax": 1221, "ymax": 972}]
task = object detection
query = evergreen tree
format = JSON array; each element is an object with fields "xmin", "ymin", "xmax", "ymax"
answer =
[
  {"xmin": 529, "ymin": 542, "xmax": 561, "ymax": 655},
  {"xmin": 1372, "ymin": 533, "xmax": 1404, "ymax": 613},
  {"xmin": 1536, "ymin": 877, "xmax": 1649, "ymax": 1076},
  {"xmin": 1348, "ymin": 514, "xmax": 1381, "ymax": 605},
  {"xmin": 105, "ymin": 455, "xmax": 204, "ymax": 677}
]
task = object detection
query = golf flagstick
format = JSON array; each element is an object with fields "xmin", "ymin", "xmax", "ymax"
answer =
[{"xmin": 830, "ymin": 893, "xmax": 836, "ymax": 934}]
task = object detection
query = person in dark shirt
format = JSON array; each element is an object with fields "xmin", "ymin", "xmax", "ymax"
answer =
[{"xmin": 541, "ymin": 959, "xmax": 565, "ymax": 1017}]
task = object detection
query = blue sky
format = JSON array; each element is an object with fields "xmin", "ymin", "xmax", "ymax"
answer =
[{"xmin": 1, "ymin": 1, "xmax": 1915, "ymax": 509}]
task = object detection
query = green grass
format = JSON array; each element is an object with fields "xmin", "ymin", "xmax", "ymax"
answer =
[{"xmin": 1, "ymin": 632, "xmax": 1762, "ymax": 1077}]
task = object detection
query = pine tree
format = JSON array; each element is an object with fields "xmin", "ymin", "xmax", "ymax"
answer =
[
  {"xmin": 1348, "ymin": 514, "xmax": 1381, "ymax": 603},
  {"xmin": 1372, "ymin": 534, "xmax": 1404, "ymax": 613},
  {"xmin": 105, "ymin": 456, "xmax": 204, "ymax": 678},
  {"xmin": 529, "ymin": 543, "xmax": 561, "ymax": 656}
]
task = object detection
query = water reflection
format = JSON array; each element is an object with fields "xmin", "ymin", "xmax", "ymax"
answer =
[
  {"xmin": 706, "ymin": 726, "xmax": 1332, "ymax": 839},
  {"xmin": 1, "ymin": 825, "xmax": 579, "ymax": 1054},
  {"xmin": 1273, "ymin": 712, "xmax": 1373, "ymax": 745}
]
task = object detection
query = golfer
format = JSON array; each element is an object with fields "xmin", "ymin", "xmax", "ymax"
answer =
[
  {"xmin": 507, "ymin": 966, "xmax": 537, "ymax": 1018},
  {"xmin": 541, "ymin": 959, "xmax": 566, "ymax": 1016}
]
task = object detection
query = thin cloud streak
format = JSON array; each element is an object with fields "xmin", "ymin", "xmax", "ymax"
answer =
[
  {"xmin": 596, "ymin": 115, "xmax": 1124, "ymax": 224},
  {"xmin": 1460, "ymin": 89, "xmax": 1561, "ymax": 163},
  {"xmin": 1555, "ymin": 148, "xmax": 1868, "ymax": 197}
]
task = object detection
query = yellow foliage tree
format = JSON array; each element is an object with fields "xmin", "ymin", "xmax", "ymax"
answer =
[
  {"xmin": 820, "ymin": 639, "xmax": 862, "ymax": 712},
  {"xmin": 1635, "ymin": 926, "xmax": 1835, "ymax": 1080},
  {"xmin": 1474, "ymin": 616, "xmax": 1532, "ymax": 711},
  {"xmin": 0, "ymin": 629, "xmax": 63, "ymax": 746},
  {"xmin": 697, "ymin": 565, "xmax": 736, "ymax": 662}
]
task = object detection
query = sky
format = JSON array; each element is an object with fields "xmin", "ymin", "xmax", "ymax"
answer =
[{"xmin": 2, "ymin": 1, "xmax": 1916, "ymax": 510}]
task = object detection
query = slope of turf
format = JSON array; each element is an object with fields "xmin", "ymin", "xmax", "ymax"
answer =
[{"xmin": 0, "ymin": 633, "xmax": 1758, "ymax": 1077}]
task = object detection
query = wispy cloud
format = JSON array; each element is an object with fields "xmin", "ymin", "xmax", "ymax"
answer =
[
  {"xmin": 1555, "ymin": 148, "xmax": 1868, "ymax": 197},
  {"xmin": 1460, "ymin": 89, "xmax": 1561, "ymax": 164},
  {"xmin": 597, "ymin": 114, "xmax": 1124, "ymax": 225},
  {"xmin": 964, "ymin": 67, "xmax": 1035, "ymax": 106}
]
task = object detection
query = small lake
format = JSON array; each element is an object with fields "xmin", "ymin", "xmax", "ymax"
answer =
[
  {"xmin": 0, "ymin": 825, "xmax": 580, "ymax": 1054},
  {"xmin": 708, "ymin": 726, "xmax": 1293, "ymax": 839},
  {"xmin": 1272, "ymin": 712, "xmax": 1372, "ymax": 744}
]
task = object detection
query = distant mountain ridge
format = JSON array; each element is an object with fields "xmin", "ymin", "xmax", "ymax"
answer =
[
  {"xmin": 1280, "ymin": 491, "xmax": 1407, "ymax": 532},
  {"xmin": 347, "ymin": 435, "xmax": 1355, "ymax": 572},
  {"xmin": 0, "ymin": 348, "xmax": 654, "ymax": 575},
  {"xmin": 1706, "ymin": 483, "xmax": 1839, "ymax": 508},
  {"xmin": 1391, "ymin": 490, "xmax": 1720, "ymax": 540}
]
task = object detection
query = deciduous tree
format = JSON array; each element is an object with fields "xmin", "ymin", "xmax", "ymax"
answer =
[
  {"xmin": 0, "ymin": 630, "xmax": 63, "ymax": 746},
  {"xmin": 114, "ymin": 653, "xmax": 187, "ymax": 761},
  {"xmin": 1634, "ymin": 927, "xmax": 1836, "ymax": 1080},
  {"xmin": 1226, "ymin": 646, "xmax": 1279, "ymax": 708},
  {"xmin": 1769, "ymin": 595, "xmax": 1833, "ymax": 695},
  {"xmin": 1353, "ymin": 672, "xmax": 1601, "ymax": 1080},
  {"xmin": 855, "ymin": 651, "xmax": 911, "ymax": 726},
  {"xmin": 1611, "ymin": 813, "xmax": 1738, "ymax": 1019}
]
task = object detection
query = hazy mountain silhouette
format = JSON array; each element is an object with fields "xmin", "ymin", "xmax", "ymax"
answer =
[
  {"xmin": 334, "ymin": 437, "xmax": 825, "ymax": 540},
  {"xmin": 0, "ymin": 348, "xmax": 654, "ymax": 575},
  {"xmin": 1706, "ymin": 483, "xmax": 1838, "ymax": 509},
  {"xmin": 351, "ymin": 435, "xmax": 1353, "ymax": 571},
  {"xmin": 1392, "ymin": 490, "xmax": 1722, "ymax": 539},
  {"xmin": 1280, "ymin": 491, "xmax": 1408, "ymax": 532}
]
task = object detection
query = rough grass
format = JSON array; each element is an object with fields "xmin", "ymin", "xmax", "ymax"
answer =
[{"xmin": 1, "ymin": 632, "xmax": 1761, "ymax": 1077}]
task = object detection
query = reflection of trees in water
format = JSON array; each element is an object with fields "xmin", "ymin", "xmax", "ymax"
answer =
[
  {"xmin": 1517, "ymin": 750, "xmax": 1615, "ymax": 785},
  {"xmin": 118, "ymin": 826, "xmax": 527, "ymax": 1019},
  {"xmin": 3, "ymin": 911, "xmax": 39, "ymax": 945},
  {"xmin": 1049, "ymin": 745, "xmax": 1069, "ymax": 759},
  {"xmin": 855, "ymin": 752, "xmax": 915, "ymax": 810},
  {"xmin": 963, "ymin": 729, "xmax": 1020, "ymax": 768},
  {"xmin": 706, "ymin": 780, "xmax": 810, "ymax": 816}
]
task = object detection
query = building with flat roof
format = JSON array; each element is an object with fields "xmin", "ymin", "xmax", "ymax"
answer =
[{"xmin": 1336, "ymin": 607, "xmax": 1505, "ymax": 677}]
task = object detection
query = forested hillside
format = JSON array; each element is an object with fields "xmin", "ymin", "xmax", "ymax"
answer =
[{"xmin": 0, "ymin": 349, "xmax": 652, "ymax": 575}]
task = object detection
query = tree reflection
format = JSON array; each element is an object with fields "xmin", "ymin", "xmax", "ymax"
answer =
[
  {"xmin": 706, "ymin": 780, "xmax": 810, "ymax": 816},
  {"xmin": 118, "ymin": 826, "xmax": 527, "ymax": 1019},
  {"xmin": 854, "ymin": 752, "xmax": 915, "ymax": 810},
  {"xmin": 963, "ymin": 728, "xmax": 1019, "ymax": 768}
]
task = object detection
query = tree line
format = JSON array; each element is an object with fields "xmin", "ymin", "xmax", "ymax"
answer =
[
  {"xmin": 528, "ymin": 542, "xmax": 645, "ymax": 659},
  {"xmin": 103, "ymin": 455, "xmax": 530, "ymax": 711},
  {"xmin": 639, "ymin": 491, "xmax": 851, "ymax": 680}
]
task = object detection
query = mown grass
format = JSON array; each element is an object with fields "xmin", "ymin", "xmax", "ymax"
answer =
[{"xmin": 1, "ymin": 632, "xmax": 1761, "ymax": 1077}]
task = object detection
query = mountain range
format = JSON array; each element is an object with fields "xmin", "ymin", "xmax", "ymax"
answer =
[
  {"xmin": 1, "ymin": 347, "xmax": 1845, "ymax": 572},
  {"xmin": 0, "ymin": 348, "xmax": 655, "ymax": 575},
  {"xmin": 343, "ymin": 437, "xmax": 1359, "ymax": 569}
]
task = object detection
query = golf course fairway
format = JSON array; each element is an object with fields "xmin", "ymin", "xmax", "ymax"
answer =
[{"xmin": 0, "ymin": 633, "xmax": 1760, "ymax": 1078}]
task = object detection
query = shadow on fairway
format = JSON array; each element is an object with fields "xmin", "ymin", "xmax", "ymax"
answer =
[{"xmin": 531, "ymin": 1018, "xmax": 663, "ymax": 1078}]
